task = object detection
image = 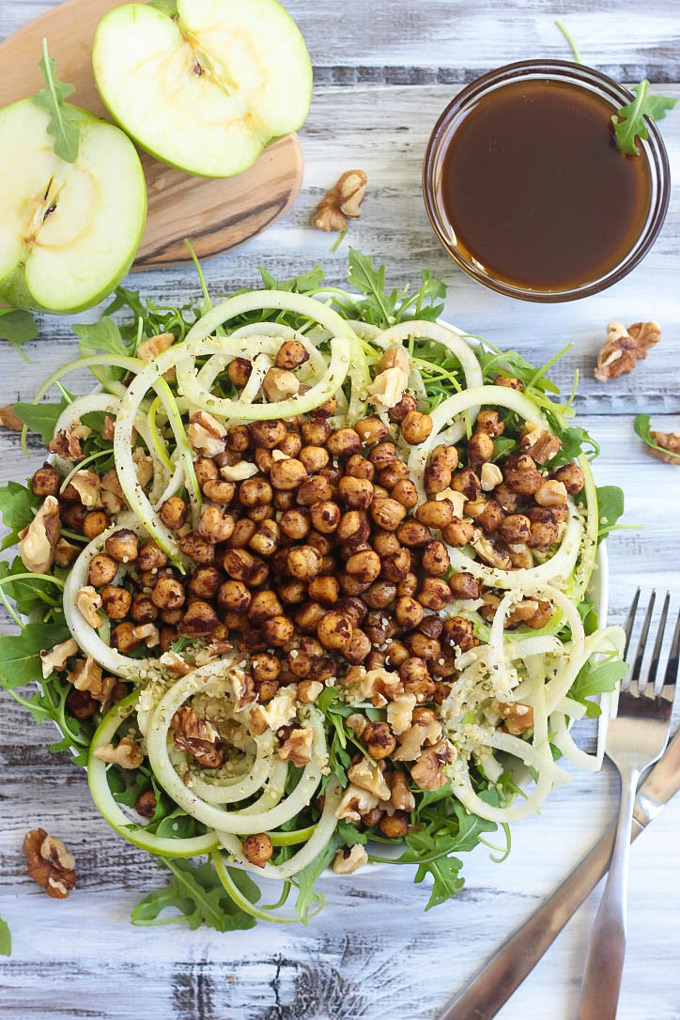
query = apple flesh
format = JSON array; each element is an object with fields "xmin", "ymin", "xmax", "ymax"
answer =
[
  {"xmin": 92, "ymin": 0, "xmax": 312, "ymax": 178},
  {"xmin": 0, "ymin": 99, "xmax": 147, "ymax": 315}
]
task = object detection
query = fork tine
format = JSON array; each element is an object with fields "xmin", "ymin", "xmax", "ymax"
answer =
[
  {"xmin": 623, "ymin": 587, "xmax": 641, "ymax": 659},
  {"xmin": 660, "ymin": 607, "xmax": 680, "ymax": 702},
  {"xmin": 646, "ymin": 592, "xmax": 671, "ymax": 692},
  {"xmin": 627, "ymin": 590, "xmax": 656, "ymax": 689}
]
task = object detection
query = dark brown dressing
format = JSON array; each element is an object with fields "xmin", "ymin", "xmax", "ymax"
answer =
[{"xmin": 440, "ymin": 79, "xmax": 652, "ymax": 290}]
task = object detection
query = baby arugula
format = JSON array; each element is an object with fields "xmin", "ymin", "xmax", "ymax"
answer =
[
  {"xmin": 132, "ymin": 858, "xmax": 258, "ymax": 931},
  {"xmin": 613, "ymin": 81, "xmax": 677, "ymax": 157},
  {"xmin": 33, "ymin": 38, "xmax": 82, "ymax": 164},
  {"xmin": 0, "ymin": 918, "xmax": 10, "ymax": 957}
]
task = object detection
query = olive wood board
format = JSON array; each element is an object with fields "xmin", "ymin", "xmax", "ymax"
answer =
[{"xmin": 0, "ymin": 0, "xmax": 304, "ymax": 269}]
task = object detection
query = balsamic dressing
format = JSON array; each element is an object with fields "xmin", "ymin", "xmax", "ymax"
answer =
[{"xmin": 439, "ymin": 79, "xmax": 652, "ymax": 291}]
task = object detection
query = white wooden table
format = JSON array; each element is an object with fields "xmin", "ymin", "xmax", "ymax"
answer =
[{"xmin": 1, "ymin": 3, "xmax": 679, "ymax": 1018}]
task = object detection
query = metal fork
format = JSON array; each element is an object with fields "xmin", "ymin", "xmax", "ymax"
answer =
[{"xmin": 577, "ymin": 590, "xmax": 680, "ymax": 1020}]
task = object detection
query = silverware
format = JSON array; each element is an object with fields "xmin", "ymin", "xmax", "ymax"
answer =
[
  {"xmin": 438, "ymin": 595, "xmax": 680, "ymax": 1020},
  {"xmin": 577, "ymin": 592, "xmax": 679, "ymax": 1019}
]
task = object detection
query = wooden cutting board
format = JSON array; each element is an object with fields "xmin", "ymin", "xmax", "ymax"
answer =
[{"xmin": 0, "ymin": 0, "xmax": 304, "ymax": 269}]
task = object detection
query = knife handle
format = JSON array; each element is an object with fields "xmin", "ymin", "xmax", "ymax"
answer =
[{"xmin": 438, "ymin": 818, "xmax": 644, "ymax": 1020}]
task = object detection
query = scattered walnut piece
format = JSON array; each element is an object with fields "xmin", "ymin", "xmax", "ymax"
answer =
[
  {"xmin": 262, "ymin": 367, "xmax": 300, "ymax": 402},
  {"xmin": 18, "ymin": 495, "xmax": 60, "ymax": 573},
  {"xmin": 392, "ymin": 716, "xmax": 443, "ymax": 761},
  {"xmin": 249, "ymin": 685, "xmax": 297, "ymax": 735},
  {"xmin": 386, "ymin": 693, "xmax": 417, "ymax": 735},
  {"xmin": 347, "ymin": 757, "xmax": 390, "ymax": 800},
  {"xmin": 410, "ymin": 739, "xmax": 456, "ymax": 791},
  {"xmin": 23, "ymin": 828, "xmax": 76, "ymax": 899},
  {"xmin": 94, "ymin": 736, "xmax": 144, "ymax": 769},
  {"xmin": 137, "ymin": 332, "xmax": 174, "ymax": 362},
  {"xmin": 40, "ymin": 637, "xmax": 78, "ymax": 679},
  {"xmin": 101, "ymin": 415, "xmax": 116, "ymax": 442},
  {"xmin": 278, "ymin": 725, "xmax": 314, "ymax": 767},
  {"xmin": 54, "ymin": 537, "xmax": 81, "ymax": 568},
  {"xmin": 48, "ymin": 429, "xmax": 82, "ymax": 461},
  {"xmin": 0, "ymin": 405, "xmax": 23, "ymax": 431},
  {"xmin": 188, "ymin": 410, "xmax": 227, "ymax": 457},
  {"xmin": 70, "ymin": 470, "xmax": 102, "ymax": 507},
  {"xmin": 219, "ymin": 460, "xmax": 259, "ymax": 482},
  {"xmin": 171, "ymin": 706, "xmax": 225, "ymax": 769},
  {"xmin": 159, "ymin": 650, "xmax": 192, "ymax": 675},
  {"xmin": 231, "ymin": 669, "xmax": 256, "ymax": 711},
  {"xmin": 594, "ymin": 321, "xmax": 661, "ymax": 381},
  {"xmin": 367, "ymin": 346, "xmax": 411, "ymax": 411},
  {"xmin": 647, "ymin": 429, "xmax": 680, "ymax": 465},
  {"xmin": 312, "ymin": 170, "xmax": 367, "ymax": 232},
  {"xmin": 519, "ymin": 424, "xmax": 561, "ymax": 465},
  {"xmin": 67, "ymin": 656, "xmax": 119, "ymax": 707},
  {"xmin": 335, "ymin": 783, "xmax": 379, "ymax": 822},
  {"xmin": 132, "ymin": 622, "xmax": 160, "ymax": 648},
  {"xmin": 76, "ymin": 585, "xmax": 103, "ymax": 628},
  {"xmin": 495, "ymin": 700, "xmax": 535, "ymax": 735},
  {"xmin": 133, "ymin": 448, "xmax": 154, "ymax": 488},
  {"xmin": 332, "ymin": 844, "xmax": 369, "ymax": 874}
]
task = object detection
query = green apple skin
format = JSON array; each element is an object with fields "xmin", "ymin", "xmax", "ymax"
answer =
[
  {"xmin": 0, "ymin": 99, "xmax": 147, "ymax": 316},
  {"xmin": 92, "ymin": 0, "xmax": 313, "ymax": 179}
]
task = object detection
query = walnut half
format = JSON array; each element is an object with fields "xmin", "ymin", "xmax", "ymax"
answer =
[
  {"xmin": 312, "ymin": 170, "xmax": 367, "ymax": 232},
  {"xmin": 23, "ymin": 828, "xmax": 76, "ymax": 899},
  {"xmin": 594, "ymin": 321, "xmax": 660, "ymax": 381},
  {"xmin": 647, "ymin": 428, "xmax": 680, "ymax": 465}
]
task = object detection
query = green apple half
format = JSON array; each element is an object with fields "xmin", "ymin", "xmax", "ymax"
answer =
[
  {"xmin": 92, "ymin": 0, "xmax": 312, "ymax": 178},
  {"xmin": 0, "ymin": 99, "xmax": 147, "ymax": 315}
]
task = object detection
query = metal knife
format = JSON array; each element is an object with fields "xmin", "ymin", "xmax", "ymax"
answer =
[{"xmin": 438, "ymin": 727, "xmax": 680, "ymax": 1020}]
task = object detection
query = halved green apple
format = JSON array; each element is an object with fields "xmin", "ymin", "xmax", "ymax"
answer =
[
  {"xmin": 92, "ymin": 0, "xmax": 312, "ymax": 178},
  {"xmin": 0, "ymin": 99, "xmax": 147, "ymax": 315}
]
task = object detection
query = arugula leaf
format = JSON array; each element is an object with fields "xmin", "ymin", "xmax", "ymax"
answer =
[
  {"xmin": 293, "ymin": 836, "xmax": 339, "ymax": 922},
  {"xmin": 147, "ymin": 0, "xmax": 178, "ymax": 12},
  {"xmin": 414, "ymin": 850, "xmax": 465, "ymax": 909},
  {"xmin": 0, "ymin": 309, "xmax": 38, "ymax": 354},
  {"xmin": 131, "ymin": 858, "xmax": 257, "ymax": 931},
  {"xmin": 612, "ymin": 80, "xmax": 677, "ymax": 157},
  {"xmin": 0, "ymin": 623, "xmax": 71, "ymax": 689},
  {"xmin": 336, "ymin": 819, "xmax": 368, "ymax": 846},
  {"xmin": 549, "ymin": 425, "xmax": 599, "ymax": 466},
  {"xmin": 569, "ymin": 659, "xmax": 629, "ymax": 717},
  {"xmin": 259, "ymin": 265, "xmax": 325, "ymax": 294},
  {"xmin": 32, "ymin": 39, "xmax": 82, "ymax": 163},
  {"xmin": 634, "ymin": 413, "xmax": 680, "ymax": 463},
  {"xmin": 0, "ymin": 918, "xmax": 10, "ymax": 957},
  {"xmin": 595, "ymin": 485, "xmax": 626, "ymax": 542},
  {"xmin": 0, "ymin": 480, "xmax": 39, "ymax": 547},
  {"xmin": 13, "ymin": 398, "xmax": 69, "ymax": 445},
  {"xmin": 347, "ymin": 250, "xmax": 446, "ymax": 327},
  {"xmin": 73, "ymin": 317, "xmax": 129, "ymax": 357},
  {"xmin": 0, "ymin": 558, "xmax": 64, "ymax": 616}
]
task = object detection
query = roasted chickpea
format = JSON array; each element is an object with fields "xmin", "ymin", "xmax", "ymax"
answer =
[
  {"xmin": 245, "ymin": 591, "xmax": 280, "ymax": 626},
  {"xmin": 88, "ymin": 553, "xmax": 118, "ymax": 588},
  {"xmin": 251, "ymin": 419, "xmax": 287, "ymax": 449},
  {"xmin": 297, "ymin": 475, "xmax": 333, "ymax": 506},
  {"xmin": 535, "ymin": 479, "xmax": 568, "ymax": 507},
  {"xmin": 222, "ymin": 548, "xmax": 265, "ymax": 584},
  {"xmin": 293, "ymin": 601, "xmax": 324, "ymax": 634},
  {"xmin": 194, "ymin": 456, "xmax": 219, "ymax": 491},
  {"xmin": 242, "ymin": 832, "xmax": 273, "ymax": 868},
  {"xmin": 301, "ymin": 417, "xmax": 331, "ymax": 446},
  {"xmin": 345, "ymin": 549, "xmax": 381, "ymax": 584},
  {"xmin": 337, "ymin": 510, "xmax": 369, "ymax": 546},
  {"xmin": 397, "ymin": 572, "xmax": 418, "ymax": 598},
  {"xmin": 415, "ymin": 498, "xmax": 453, "ymax": 529},
  {"xmin": 380, "ymin": 547, "xmax": 411, "ymax": 582},
  {"xmin": 105, "ymin": 528, "xmax": 139, "ymax": 563},
  {"xmin": 364, "ymin": 611, "xmax": 399, "ymax": 645},
  {"xmin": 136, "ymin": 541, "xmax": 168, "ymax": 573},
  {"xmin": 388, "ymin": 393, "xmax": 418, "ymax": 424},
  {"xmin": 476, "ymin": 499, "xmax": 505, "ymax": 534},
  {"xmin": 442, "ymin": 517, "xmax": 475, "ymax": 547},
  {"xmin": 226, "ymin": 424, "xmax": 250, "ymax": 453},
  {"xmin": 368, "ymin": 441, "xmax": 398, "ymax": 470},
  {"xmin": 424, "ymin": 460, "xmax": 452, "ymax": 495},
  {"xmin": 262, "ymin": 615, "xmax": 295, "ymax": 647},
  {"xmin": 379, "ymin": 811, "xmax": 409, "ymax": 838},
  {"xmin": 196, "ymin": 506, "xmax": 234, "ymax": 545},
  {"xmin": 276, "ymin": 579, "xmax": 306, "ymax": 606},
  {"xmin": 552, "ymin": 463, "xmax": 584, "ymax": 495},
  {"xmin": 503, "ymin": 453, "xmax": 542, "ymax": 496},
  {"xmin": 395, "ymin": 595, "xmax": 425, "ymax": 631},
  {"xmin": 277, "ymin": 508, "xmax": 308, "ymax": 542},
  {"xmin": 417, "ymin": 578, "xmax": 453, "ymax": 611},
  {"xmin": 59, "ymin": 502, "xmax": 86, "ymax": 531},
  {"xmin": 421, "ymin": 540, "xmax": 450, "ymax": 576},
  {"xmin": 467, "ymin": 430, "xmax": 495, "ymax": 472},
  {"xmin": 384, "ymin": 640, "xmax": 409, "ymax": 668},
  {"xmin": 326, "ymin": 427, "xmax": 361, "ymax": 458},
  {"xmin": 129, "ymin": 593, "xmax": 158, "ymax": 624},
  {"xmin": 227, "ymin": 518, "xmax": 257, "ymax": 548},
  {"xmin": 443, "ymin": 616, "xmax": 477, "ymax": 651},
  {"xmin": 495, "ymin": 375, "xmax": 524, "ymax": 390},
  {"xmin": 152, "ymin": 576, "xmax": 186, "ymax": 610},
  {"xmin": 308, "ymin": 500, "xmax": 340, "ymax": 534},
  {"xmin": 418, "ymin": 615, "xmax": 443, "ymax": 641},
  {"xmin": 270, "ymin": 457, "xmax": 307, "ymax": 491},
  {"xmin": 254, "ymin": 448, "xmax": 274, "ymax": 475},
  {"xmin": 249, "ymin": 520, "xmax": 280, "ymax": 557},
  {"xmin": 527, "ymin": 507, "xmax": 560, "ymax": 549},
  {"xmin": 335, "ymin": 475, "xmax": 371, "ymax": 510},
  {"xmin": 228, "ymin": 357, "xmax": 252, "ymax": 388},
  {"xmin": 363, "ymin": 580, "xmax": 397, "ymax": 610},
  {"xmin": 371, "ymin": 529, "xmax": 400, "ymax": 557},
  {"xmin": 32, "ymin": 464, "xmax": 60, "ymax": 497},
  {"xmin": 343, "ymin": 627, "xmax": 372, "ymax": 665},
  {"xmin": 400, "ymin": 410, "xmax": 433, "ymax": 445},
  {"xmin": 355, "ymin": 417, "xmax": 389, "ymax": 444},
  {"xmin": 363, "ymin": 721, "xmax": 397, "ymax": 759},
  {"xmin": 305, "ymin": 575, "xmax": 337, "ymax": 605},
  {"xmin": 451, "ymin": 467, "xmax": 482, "ymax": 501},
  {"xmin": 187, "ymin": 567, "xmax": 222, "ymax": 600},
  {"xmin": 180, "ymin": 532, "xmax": 216, "ymax": 566},
  {"xmin": 316, "ymin": 609, "xmax": 352, "ymax": 650},
  {"xmin": 308, "ymin": 531, "xmax": 333, "ymax": 556},
  {"xmin": 238, "ymin": 477, "xmax": 273, "ymax": 508},
  {"xmin": 406, "ymin": 631, "xmax": 441, "ymax": 663},
  {"xmin": 255, "ymin": 678, "xmax": 279, "ymax": 703},
  {"xmin": 342, "ymin": 455, "xmax": 372, "ymax": 483},
  {"xmin": 476, "ymin": 410, "xmax": 506, "ymax": 437},
  {"xmin": 80, "ymin": 510, "xmax": 107, "ymax": 540},
  {"xmin": 287, "ymin": 544, "xmax": 322, "ymax": 581},
  {"xmin": 299, "ymin": 445, "xmax": 329, "ymax": 474},
  {"xmin": 64, "ymin": 688, "xmax": 96, "ymax": 722},
  {"xmin": 378, "ymin": 461, "xmax": 409, "ymax": 490},
  {"xmin": 399, "ymin": 656, "xmax": 431, "ymax": 688},
  {"xmin": 201, "ymin": 478, "xmax": 235, "ymax": 505},
  {"xmin": 217, "ymin": 579, "xmax": 251, "ymax": 613},
  {"xmin": 334, "ymin": 598, "xmax": 366, "ymax": 628},
  {"xmin": 159, "ymin": 497, "xmax": 188, "ymax": 531},
  {"xmin": 178, "ymin": 601, "xmax": 219, "ymax": 637},
  {"xmin": 161, "ymin": 607, "xmax": 184, "ymax": 626},
  {"xmin": 498, "ymin": 514, "xmax": 531, "ymax": 545},
  {"xmin": 101, "ymin": 585, "xmax": 132, "ymax": 620},
  {"xmin": 111, "ymin": 621, "xmax": 142, "ymax": 653},
  {"xmin": 431, "ymin": 444, "xmax": 459, "ymax": 472},
  {"xmin": 251, "ymin": 653, "xmax": 281, "ymax": 683},
  {"xmin": 389, "ymin": 478, "xmax": 417, "ymax": 509},
  {"xmin": 370, "ymin": 498, "xmax": 406, "ymax": 532},
  {"xmin": 397, "ymin": 520, "xmax": 433, "ymax": 548},
  {"xmin": 448, "ymin": 572, "xmax": 481, "ymax": 599},
  {"xmin": 274, "ymin": 339, "xmax": 308, "ymax": 371}
]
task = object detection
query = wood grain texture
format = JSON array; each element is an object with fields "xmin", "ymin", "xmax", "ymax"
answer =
[
  {"xmin": 0, "ymin": 0, "xmax": 304, "ymax": 266},
  {"xmin": 1, "ymin": 2, "xmax": 679, "ymax": 1020}
]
